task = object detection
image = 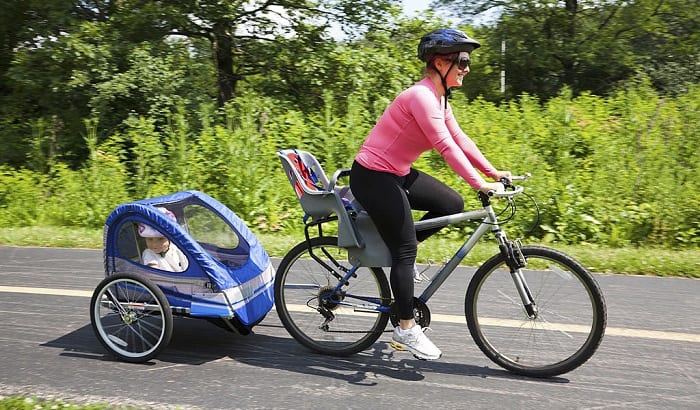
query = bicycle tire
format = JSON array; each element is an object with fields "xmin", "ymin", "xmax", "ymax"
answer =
[
  {"xmin": 90, "ymin": 272, "xmax": 173, "ymax": 363},
  {"xmin": 274, "ymin": 236, "xmax": 392, "ymax": 356},
  {"xmin": 465, "ymin": 246, "xmax": 606, "ymax": 377}
]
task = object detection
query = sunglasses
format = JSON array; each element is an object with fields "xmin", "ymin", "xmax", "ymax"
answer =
[{"xmin": 454, "ymin": 56, "xmax": 471, "ymax": 71}]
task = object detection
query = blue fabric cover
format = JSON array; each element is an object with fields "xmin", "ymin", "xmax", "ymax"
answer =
[{"xmin": 104, "ymin": 191, "xmax": 274, "ymax": 325}]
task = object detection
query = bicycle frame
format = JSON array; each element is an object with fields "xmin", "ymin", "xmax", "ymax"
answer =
[
  {"xmin": 416, "ymin": 191, "xmax": 537, "ymax": 317},
  {"xmin": 319, "ymin": 188, "xmax": 536, "ymax": 317},
  {"xmin": 325, "ymin": 208, "xmax": 493, "ymax": 315},
  {"xmin": 416, "ymin": 206, "xmax": 494, "ymax": 302}
]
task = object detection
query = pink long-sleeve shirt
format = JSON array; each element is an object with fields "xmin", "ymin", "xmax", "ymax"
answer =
[{"xmin": 355, "ymin": 77, "xmax": 497, "ymax": 189}]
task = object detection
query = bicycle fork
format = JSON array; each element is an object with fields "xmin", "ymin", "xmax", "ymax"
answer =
[{"xmin": 495, "ymin": 231, "xmax": 538, "ymax": 318}]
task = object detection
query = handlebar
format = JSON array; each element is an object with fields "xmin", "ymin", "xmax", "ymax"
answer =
[
  {"xmin": 489, "ymin": 186, "xmax": 524, "ymax": 197},
  {"xmin": 509, "ymin": 173, "xmax": 532, "ymax": 182},
  {"xmin": 486, "ymin": 173, "xmax": 531, "ymax": 198}
]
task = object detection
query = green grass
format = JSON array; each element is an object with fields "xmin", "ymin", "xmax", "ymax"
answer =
[
  {"xmin": 0, "ymin": 226, "xmax": 105, "ymax": 249},
  {"xmin": 0, "ymin": 395, "xmax": 120, "ymax": 409},
  {"xmin": 1, "ymin": 226, "xmax": 698, "ymax": 278}
]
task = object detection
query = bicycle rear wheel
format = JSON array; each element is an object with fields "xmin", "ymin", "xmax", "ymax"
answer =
[
  {"xmin": 465, "ymin": 246, "xmax": 606, "ymax": 377},
  {"xmin": 275, "ymin": 236, "xmax": 392, "ymax": 356}
]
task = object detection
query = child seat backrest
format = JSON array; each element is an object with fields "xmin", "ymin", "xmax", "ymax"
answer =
[
  {"xmin": 284, "ymin": 150, "xmax": 329, "ymax": 198},
  {"xmin": 277, "ymin": 149, "xmax": 363, "ymax": 249}
]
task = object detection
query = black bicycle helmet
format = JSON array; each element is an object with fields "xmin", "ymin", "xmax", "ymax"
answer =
[{"xmin": 417, "ymin": 28, "xmax": 481, "ymax": 62}]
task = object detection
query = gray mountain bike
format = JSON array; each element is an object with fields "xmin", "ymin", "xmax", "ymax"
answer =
[{"xmin": 275, "ymin": 149, "xmax": 606, "ymax": 377}]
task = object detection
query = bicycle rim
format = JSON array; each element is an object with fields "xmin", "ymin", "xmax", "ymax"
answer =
[
  {"xmin": 466, "ymin": 246, "xmax": 606, "ymax": 377},
  {"xmin": 275, "ymin": 237, "xmax": 391, "ymax": 356},
  {"xmin": 90, "ymin": 273, "xmax": 173, "ymax": 363}
]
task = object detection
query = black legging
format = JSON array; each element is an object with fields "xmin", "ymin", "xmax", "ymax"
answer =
[{"xmin": 349, "ymin": 161, "xmax": 464, "ymax": 320}]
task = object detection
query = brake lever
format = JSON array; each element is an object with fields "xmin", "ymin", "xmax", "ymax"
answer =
[
  {"xmin": 486, "ymin": 174, "xmax": 530, "ymax": 197},
  {"xmin": 500, "ymin": 177, "xmax": 515, "ymax": 190}
]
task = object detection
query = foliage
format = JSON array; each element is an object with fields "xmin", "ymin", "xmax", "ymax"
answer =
[
  {"xmin": 1, "ymin": 80, "xmax": 698, "ymax": 249},
  {"xmin": 0, "ymin": 120, "xmax": 129, "ymax": 228},
  {"xmin": 0, "ymin": 1, "xmax": 698, "ymax": 250},
  {"xmin": 0, "ymin": 0, "xmax": 403, "ymax": 167},
  {"xmin": 106, "ymin": 0, "xmax": 401, "ymax": 104},
  {"xmin": 0, "ymin": 395, "xmax": 117, "ymax": 410},
  {"xmin": 438, "ymin": 0, "xmax": 700, "ymax": 100},
  {"xmin": 0, "ymin": 167, "xmax": 46, "ymax": 227}
]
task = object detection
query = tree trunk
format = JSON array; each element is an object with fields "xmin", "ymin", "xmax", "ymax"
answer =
[
  {"xmin": 212, "ymin": 22, "xmax": 237, "ymax": 106},
  {"xmin": 563, "ymin": 0, "xmax": 579, "ymax": 93}
]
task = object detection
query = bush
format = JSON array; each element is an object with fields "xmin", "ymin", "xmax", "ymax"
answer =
[
  {"xmin": 0, "ymin": 167, "xmax": 46, "ymax": 227},
  {"xmin": 0, "ymin": 83, "xmax": 698, "ymax": 248}
]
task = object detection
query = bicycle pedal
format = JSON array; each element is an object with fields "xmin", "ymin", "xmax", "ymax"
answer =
[
  {"xmin": 390, "ymin": 341, "xmax": 406, "ymax": 351},
  {"xmin": 413, "ymin": 270, "xmax": 432, "ymax": 284}
]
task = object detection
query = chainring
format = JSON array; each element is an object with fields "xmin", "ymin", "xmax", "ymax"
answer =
[{"xmin": 389, "ymin": 297, "xmax": 431, "ymax": 328}]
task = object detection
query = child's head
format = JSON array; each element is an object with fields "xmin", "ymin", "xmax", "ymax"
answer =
[
  {"xmin": 143, "ymin": 235, "xmax": 170, "ymax": 253},
  {"xmin": 138, "ymin": 207, "xmax": 177, "ymax": 253}
]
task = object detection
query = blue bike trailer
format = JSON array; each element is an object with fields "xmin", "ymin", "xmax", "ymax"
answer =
[{"xmin": 103, "ymin": 190, "xmax": 275, "ymax": 328}]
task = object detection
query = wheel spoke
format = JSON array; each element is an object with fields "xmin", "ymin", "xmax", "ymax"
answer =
[
  {"xmin": 275, "ymin": 237, "xmax": 392, "ymax": 356},
  {"xmin": 90, "ymin": 273, "xmax": 173, "ymax": 363},
  {"xmin": 466, "ymin": 246, "xmax": 606, "ymax": 377}
]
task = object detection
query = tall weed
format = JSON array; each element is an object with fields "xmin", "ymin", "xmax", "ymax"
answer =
[
  {"xmin": 41, "ymin": 121, "xmax": 129, "ymax": 227},
  {"xmin": 0, "ymin": 167, "xmax": 45, "ymax": 227},
  {"xmin": 1, "ymin": 84, "xmax": 698, "ymax": 247}
]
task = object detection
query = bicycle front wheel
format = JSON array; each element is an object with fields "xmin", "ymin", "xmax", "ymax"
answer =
[
  {"xmin": 465, "ymin": 246, "xmax": 606, "ymax": 377},
  {"xmin": 275, "ymin": 236, "xmax": 392, "ymax": 356}
]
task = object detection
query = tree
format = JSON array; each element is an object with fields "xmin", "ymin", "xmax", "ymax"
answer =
[
  {"xmin": 0, "ymin": 0, "xmax": 403, "ymax": 166},
  {"xmin": 112, "ymin": 0, "xmax": 401, "ymax": 106},
  {"xmin": 435, "ymin": 0, "xmax": 700, "ymax": 100},
  {"xmin": 0, "ymin": 0, "xmax": 86, "ymax": 166},
  {"xmin": 258, "ymin": 15, "xmax": 441, "ymax": 114}
]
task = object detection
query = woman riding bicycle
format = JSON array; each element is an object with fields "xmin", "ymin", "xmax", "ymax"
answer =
[{"xmin": 349, "ymin": 28, "xmax": 511, "ymax": 360}]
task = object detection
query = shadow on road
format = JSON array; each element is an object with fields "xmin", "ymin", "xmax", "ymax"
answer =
[{"xmin": 42, "ymin": 316, "xmax": 570, "ymax": 386}]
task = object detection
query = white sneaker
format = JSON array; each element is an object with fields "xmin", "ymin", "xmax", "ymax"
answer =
[{"xmin": 390, "ymin": 325, "xmax": 442, "ymax": 360}]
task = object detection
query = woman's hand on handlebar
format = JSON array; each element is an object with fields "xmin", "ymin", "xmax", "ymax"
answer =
[
  {"xmin": 478, "ymin": 181, "xmax": 505, "ymax": 194},
  {"xmin": 478, "ymin": 171, "xmax": 529, "ymax": 196},
  {"xmin": 478, "ymin": 170, "xmax": 512, "ymax": 194},
  {"xmin": 492, "ymin": 170, "xmax": 512, "ymax": 183}
]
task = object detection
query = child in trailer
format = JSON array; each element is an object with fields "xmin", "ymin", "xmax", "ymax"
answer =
[{"xmin": 138, "ymin": 207, "xmax": 188, "ymax": 272}]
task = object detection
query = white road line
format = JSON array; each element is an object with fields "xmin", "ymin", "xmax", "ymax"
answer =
[
  {"xmin": 1, "ymin": 286, "xmax": 698, "ymax": 343},
  {"xmin": 433, "ymin": 313, "xmax": 700, "ymax": 343},
  {"xmin": 0, "ymin": 285, "xmax": 92, "ymax": 298}
]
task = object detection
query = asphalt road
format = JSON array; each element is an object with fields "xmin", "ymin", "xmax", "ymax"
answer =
[{"xmin": 0, "ymin": 246, "xmax": 698, "ymax": 409}]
